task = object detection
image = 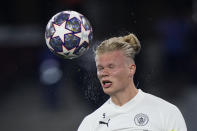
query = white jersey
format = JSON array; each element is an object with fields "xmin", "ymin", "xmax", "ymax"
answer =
[{"xmin": 78, "ymin": 89, "xmax": 187, "ymax": 131}]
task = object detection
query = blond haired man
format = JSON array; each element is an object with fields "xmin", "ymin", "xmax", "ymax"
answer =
[{"xmin": 78, "ymin": 33, "xmax": 187, "ymax": 131}]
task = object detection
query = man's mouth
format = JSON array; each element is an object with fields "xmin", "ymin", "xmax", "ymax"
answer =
[{"xmin": 102, "ymin": 80, "xmax": 112, "ymax": 88}]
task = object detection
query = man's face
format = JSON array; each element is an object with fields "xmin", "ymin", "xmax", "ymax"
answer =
[{"xmin": 96, "ymin": 50, "xmax": 135, "ymax": 96}]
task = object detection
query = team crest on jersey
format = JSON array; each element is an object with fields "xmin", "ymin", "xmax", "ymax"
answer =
[{"xmin": 134, "ymin": 113, "xmax": 149, "ymax": 126}]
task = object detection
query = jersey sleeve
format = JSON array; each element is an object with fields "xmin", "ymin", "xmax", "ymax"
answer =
[
  {"xmin": 163, "ymin": 105, "xmax": 187, "ymax": 131},
  {"xmin": 77, "ymin": 116, "xmax": 92, "ymax": 131}
]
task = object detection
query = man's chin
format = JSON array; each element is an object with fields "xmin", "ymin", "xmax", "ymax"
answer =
[{"xmin": 103, "ymin": 87, "xmax": 114, "ymax": 95}]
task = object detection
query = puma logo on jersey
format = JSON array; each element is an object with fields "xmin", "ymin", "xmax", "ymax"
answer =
[{"xmin": 99, "ymin": 119, "xmax": 110, "ymax": 127}]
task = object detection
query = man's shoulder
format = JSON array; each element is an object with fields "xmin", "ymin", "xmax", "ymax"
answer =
[{"xmin": 142, "ymin": 90, "xmax": 180, "ymax": 112}]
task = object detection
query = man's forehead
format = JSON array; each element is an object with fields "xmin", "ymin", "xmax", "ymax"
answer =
[
  {"xmin": 96, "ymin": 51, "xmax": 124, "ymax": 65},
  {"xmin": 95, "ymin": 50, "xmax": 134, "ymax": 66},
  {"xmin": 96, "ymin": 59, "xmax": 115, "ymax": 66}
]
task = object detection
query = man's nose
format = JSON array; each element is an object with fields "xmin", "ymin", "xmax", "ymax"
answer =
[{"xmin": 98, "ymin": 69, "xmax": 109, "ymax": 78}]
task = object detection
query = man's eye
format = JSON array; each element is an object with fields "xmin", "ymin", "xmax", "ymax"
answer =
[
  {"xmin": 109, "ymin": 64, "xmax": 114, "ymax": 68},
  {"xmin": 97, "ymin": 67, "xmax": 103, "ymax": 71}
]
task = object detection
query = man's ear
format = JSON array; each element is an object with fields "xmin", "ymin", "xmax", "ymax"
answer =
[{"xmin": 129, "ymin": 64, "xmax": 136, "ymax": 77}]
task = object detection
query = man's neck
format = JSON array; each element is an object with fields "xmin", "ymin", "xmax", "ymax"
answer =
[{"xmin": 111, "ymin": 86, "xmax": 138, "ymax": 106}]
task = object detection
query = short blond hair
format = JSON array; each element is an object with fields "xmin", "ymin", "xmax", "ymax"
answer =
[{"xmin": 95, "ymin": 33, "xmax": 141, "ymax": 60}]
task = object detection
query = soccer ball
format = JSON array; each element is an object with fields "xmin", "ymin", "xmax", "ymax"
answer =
[{"xmin": 45, "ymin": 10, "xmax": 93, "ymax": 59}]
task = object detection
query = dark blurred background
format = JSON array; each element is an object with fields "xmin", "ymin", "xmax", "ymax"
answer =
[{"xmin": 0, "ymin": 0, "xmax": 196, "ymax": 130}]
